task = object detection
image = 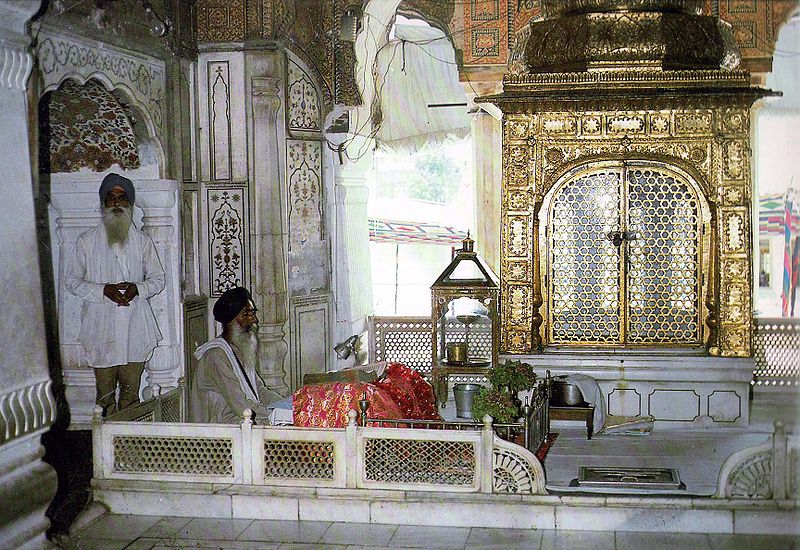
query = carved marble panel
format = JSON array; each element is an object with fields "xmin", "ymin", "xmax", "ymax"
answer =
[
  {"xmin": 648, "ymin": 389, "xmax": 700, "ymax": 421},
  {"xmin": 289, "ymin": 294, "xmax": 331, "ymax": 391},
  {"xmin": 287, "ymin": 140, "xmax": 323, "ymax": 248},
  {"xmin": 707, "ymin": 390, "xmax": 742, "ymax": 423},
  {"xmin": 208, "ymin": 61, "xmax": 232, "ymax": 181},
  {"xmin": 287, "ymin": 59, "xmax": 321, "ymax": 134},
  {"xmin": 36, "ymin": 30, "xmax": 165, "ymax": 141},
  {"xmin": 607, "ymin": 388, "xmax": 642, "ymax": 417},
  {"xmin": 207, "ymin": 186, "xmax": 248, "ymax": 296}
]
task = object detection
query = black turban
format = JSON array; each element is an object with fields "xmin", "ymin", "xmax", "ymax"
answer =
[
  {"xmin": 213, "ymin": 287, "xmax": 252, "ymax": 325},
  {"xmin": 99, "ymin": 173, "xmax": 135, "ymax": 205}
]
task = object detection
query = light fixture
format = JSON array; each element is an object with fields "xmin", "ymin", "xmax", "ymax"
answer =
[
  {"xmin": 334, "ymin": 335, "xmax": 359, "ymax": 359},
  {"xmin": 339, "ymin": 8, "xmax": 361, "ymax": 43},
  {"xmin": 142, "ymin": 0, "xmax": 169, "ymax": 37}
]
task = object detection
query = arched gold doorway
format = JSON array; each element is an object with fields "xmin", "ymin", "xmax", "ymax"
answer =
[{"xmin": 542, "ymin": 160, "xmax": 712, "ymax": 347}]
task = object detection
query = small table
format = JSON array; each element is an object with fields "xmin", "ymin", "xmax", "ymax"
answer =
[{"xmin": 549, "ymin": 403, "xmax": 595, "ymax": 439}]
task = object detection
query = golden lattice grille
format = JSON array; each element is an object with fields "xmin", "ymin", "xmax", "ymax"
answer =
[
  {"xmin": 364, "ymin": 438, "xmax": 475, "ymax": 485},
  {"xmin": 263, "ymin": 440, "xmax": 335, "ymax": 479},
  {"xmin": 627, "ymin": 168, "xmax": 701, "ymax": 343},
  {"xmin": 548, "ymin": 162, "xmax": 703, "ymax": 346},
  {"xmin": 113, "ymin": 435, "xmax": 233, "ymax": 475},
  {"xmin": 550, "ymin": 170, "xmax": 621, "ymax": 343}
]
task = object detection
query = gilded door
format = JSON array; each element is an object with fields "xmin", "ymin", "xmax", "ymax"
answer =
[{"xmin": 547, "ymin": 162, "xmax": 704, "ymax": 346}]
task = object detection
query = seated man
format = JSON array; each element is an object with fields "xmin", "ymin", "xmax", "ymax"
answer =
[{"xmin": 190, "ymin": 287, "xmax": 281, "ymax": 423}]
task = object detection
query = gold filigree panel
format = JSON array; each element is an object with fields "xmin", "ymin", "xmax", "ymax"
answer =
[
  {"xmin": 721, "ymin": 207, "xmax": 747, "ymax": 254},
  {"xmin": 722, "ymin": 139, "xmax": 747, "ymax": 181},
  {"xmin": 197, "ymin": 0, "xmax": 246, "ymax": 42},
  {"xmin": 506, "ymin": 216, "xmax": 530, "ymax": 257}
]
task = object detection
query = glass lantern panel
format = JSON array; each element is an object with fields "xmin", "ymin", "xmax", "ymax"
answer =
[
  {"xmin": 448, "ymin": 260, "xmax": 485, "ymax": 281},
  {"xmin": 438, "ymin": 297, "xmax": 492, "ymax": 365}
]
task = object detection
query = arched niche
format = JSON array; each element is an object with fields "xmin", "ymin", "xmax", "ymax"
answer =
[
  {"xmin": 34, "ymin": 31, "xmax": 167, "ymax": 175},
  {"xmin": 38, "ymin": 77, "xmax": 160, "ymax": 176}
]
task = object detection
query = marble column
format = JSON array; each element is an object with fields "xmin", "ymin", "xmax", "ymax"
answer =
[
  {"xmin": 333, "ymin": 137, "xmax": 374, "ymax": 342},
  {"xmin": 0, "ymin": 1, "xmax": 58, "ymax": 548},
  {"xmin": 471, "ymin": 109, "xmax": 503, "ymax": 275},
  {"xmin": 246, "ymin": 52, "xmax": 290, "ymax": 395}
]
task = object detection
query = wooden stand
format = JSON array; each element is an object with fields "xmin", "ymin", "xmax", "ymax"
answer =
[{"xmin": 549, "ymin": 403, "xmax": 595, "ymax": 439}]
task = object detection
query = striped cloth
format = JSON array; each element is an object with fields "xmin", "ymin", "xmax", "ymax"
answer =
[{"xmin": 369, "ymin": 218, "xmax": 467, "ymax": 245}]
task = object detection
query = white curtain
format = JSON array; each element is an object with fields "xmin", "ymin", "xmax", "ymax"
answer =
[{"xmin": 373, "ymin": 22, "xmax": 470, "ymax": 152}]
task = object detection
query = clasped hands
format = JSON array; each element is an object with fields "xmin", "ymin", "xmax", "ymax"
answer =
[{"xmin": 103, "ymin": 282, "xmax": 139, "ymax": 306}]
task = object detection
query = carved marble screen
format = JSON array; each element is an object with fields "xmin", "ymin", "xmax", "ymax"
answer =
[{"xmin": 545, "ymin": 161, "xmax": 706, "ymax": 346}]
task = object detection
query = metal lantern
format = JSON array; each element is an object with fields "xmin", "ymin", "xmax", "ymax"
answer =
[{"xmin": 431, "ymin": 234, "xmax": 500, "ymax": 408}]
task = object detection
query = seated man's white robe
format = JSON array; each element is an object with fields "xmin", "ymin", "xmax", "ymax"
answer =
[{"xmin": 190, "ymin": 338, "xmax": 281, "ymax": 424}]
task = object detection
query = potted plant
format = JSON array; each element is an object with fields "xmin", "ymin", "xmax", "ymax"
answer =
[
  {"xmin": 487, "ymin": 360, "xmax": 537, "ymax": 392},
  {"xmin": 471, "ymin": 387, "xmax": 519, "ymax": 424}
]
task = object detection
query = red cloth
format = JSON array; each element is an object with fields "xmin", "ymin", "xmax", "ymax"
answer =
[{"xmin": 292, "ymin": 362, "xmax": 440, "ymax": 428}]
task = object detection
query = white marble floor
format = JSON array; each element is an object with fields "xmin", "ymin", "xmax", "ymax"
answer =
[
  {"xmin": 544, "ymin": 425, "xmax": 769, "ymax": 494},
  {"xmin": 64, "ymin": 515, "xmax": 799, "ymax": 549},
  {"xmin": 543, "ymin": 388, "xmax": 800, "ymax": 495}
]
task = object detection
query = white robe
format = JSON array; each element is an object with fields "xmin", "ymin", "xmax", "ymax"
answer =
[
  {"xmin": 190, "ymin": 338, "xmax": 281, "ymax": 424},
  {"xmin": 65, "ymin": 222, "xmax": 165, "ymax": 368}
]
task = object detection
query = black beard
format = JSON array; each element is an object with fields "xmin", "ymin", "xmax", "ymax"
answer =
[{"xmin": 102, "ymin": 205, "xmax": 132, "ymax": 245}]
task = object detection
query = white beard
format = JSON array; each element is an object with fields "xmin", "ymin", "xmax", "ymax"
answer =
[
  {"xmin": 102, "ymin": 205, "xmax": 132, "ymax": 245},
  {"xmin": 230, "ymin": 321, "xmax": 260, "ymax": 375}
]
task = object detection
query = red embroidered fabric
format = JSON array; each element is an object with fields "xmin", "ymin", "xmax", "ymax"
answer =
[{"xmin": 292, "ymin": 362, "xmax": 440, "ymax": 428}]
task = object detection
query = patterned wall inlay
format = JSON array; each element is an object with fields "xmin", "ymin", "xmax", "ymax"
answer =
[
  {"xmin": 0, "ymin": 380, "xmax": 56, "ymax": 444},
  {"xmin": 36, "ymin": 31, "xmax": 166, "ymax": 139},
  {"xmin": 288, "ymin": 60, "xmax": 321, "ymax": 133},
  {"xmin": 208, "ymin": 187, "xmax": 247, "ymax": 296},
  {"xmin": 208, "ymin": 61, "xmax": 232, "ymax": 181},
  {"xmin": 287, "ymin": 140, "xmax": 323, "ymax": 248},
  {"xmin": 43, "ymin": 79, "xmax": 141, "ymax": 173},
  {"xmin": 197, "ymin": 0, "xmax": 247, "ymax": 42}
]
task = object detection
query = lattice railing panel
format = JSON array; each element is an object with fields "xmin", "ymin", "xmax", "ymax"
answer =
[
  {"xmin": 113, "ymin": 435, "xmax": 233, "ymax": 475},
  {"xmin": 161, "ymin": 396, "xmax": 181, "ymax": 423},
  {"xmin": 753, "ymin": 318, "xmax": 800, "ymax": 386},
  {"xmin": 363, "ymin": 437, "xmax": 475, "ymax": 486},
  {"xmin": 263, "ymin": 440, "xmax": 335, "ymax": 480},
  {"xmin": 371, "ymin": 316, "xmax": 433, "ymax": 375}
]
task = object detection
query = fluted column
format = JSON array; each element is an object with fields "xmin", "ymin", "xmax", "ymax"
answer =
[{"xmin": 0, "ymin": 1, "xmax": 58, "ymax": 548}]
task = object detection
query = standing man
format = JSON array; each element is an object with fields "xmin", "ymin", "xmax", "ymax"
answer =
[
  {"xmin": 190, "ymin": 287, "xmax": 282, "ymax": 424},
  {"xmin": 65, "ymin": 173, "xmax": 165, "ymax": 415}
]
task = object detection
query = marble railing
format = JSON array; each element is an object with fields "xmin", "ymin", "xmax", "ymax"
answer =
[
  {"xmin": 716, "ymin": 420, "xmax": 800, "ymax": 501},
  {"xmin": 91, "ymin": 408, "xmax": 546, "ymax": 495}
]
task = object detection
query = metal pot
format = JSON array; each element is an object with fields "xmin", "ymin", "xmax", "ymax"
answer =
[{"xmin": 550, "ymin": 378, "xmax": 584, "ymax": 406}]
